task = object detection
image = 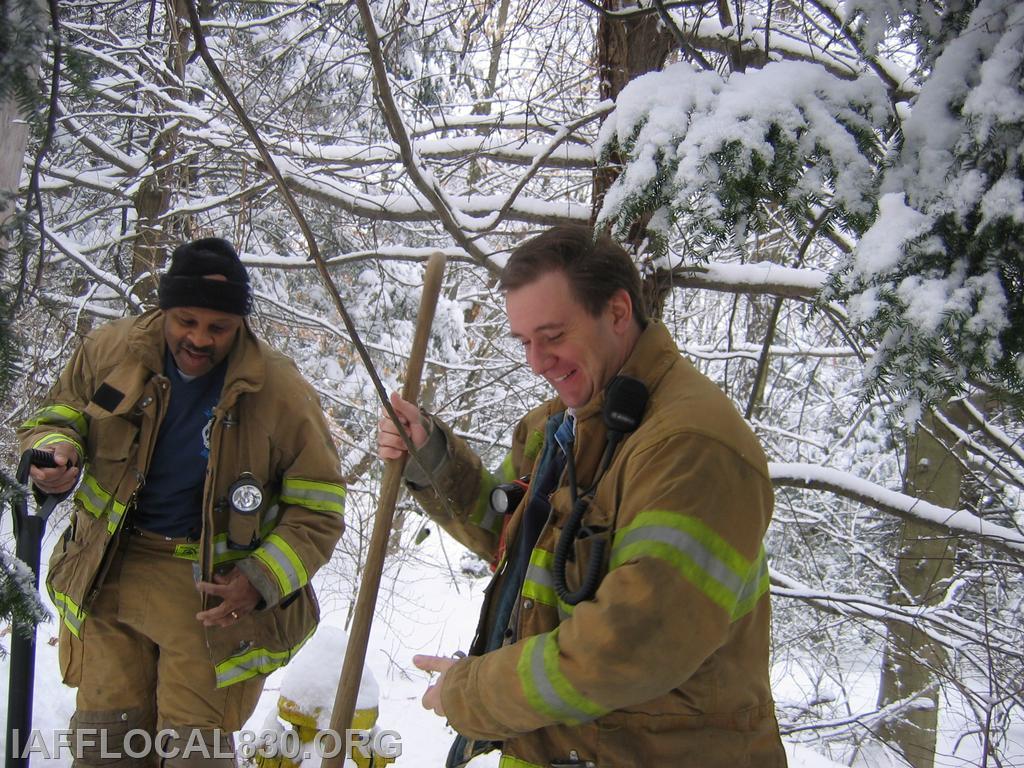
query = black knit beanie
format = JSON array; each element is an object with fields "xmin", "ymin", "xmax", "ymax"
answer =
[{"xmin": 158, "ymin": 237, "xmax": 252, "ymax": 316}]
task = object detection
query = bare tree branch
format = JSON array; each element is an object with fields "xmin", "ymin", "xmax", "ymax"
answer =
[
  {"xmin": 771, "ymin": 462, "xmax": 1024, "ymax": 557},
  {"xmin": 182, "ymin": 0, "xmax": 437, "ymax": 485},
  {"xmin": 353, "ymin": 0, "xmax": 496, "ymax": 272}
]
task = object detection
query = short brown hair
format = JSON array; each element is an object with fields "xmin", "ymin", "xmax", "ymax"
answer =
[{"xmin": 499, "ymin": 225, "xmax": 648, "ymax": 325}]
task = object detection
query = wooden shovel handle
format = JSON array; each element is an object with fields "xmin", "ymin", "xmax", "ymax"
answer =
[{"xmin": 323, "ymin": 252, "xmax": 447, "ymax": 765}]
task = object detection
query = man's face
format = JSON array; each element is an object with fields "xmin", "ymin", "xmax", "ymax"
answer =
[
  {"xmin": 506, "ymin": 270, "xmax": 635, "ymax": 409},
  {"xmin": 163, "ymin": 306, "xmax": 242, "ymax": 378}
]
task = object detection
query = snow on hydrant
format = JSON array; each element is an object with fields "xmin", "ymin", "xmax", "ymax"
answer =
[{"xmin": 252, "ymin": 625, "xmax": 396, "ymax": 767}]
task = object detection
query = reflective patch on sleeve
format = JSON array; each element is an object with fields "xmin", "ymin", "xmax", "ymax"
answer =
[
  {"xmin": 214, "ymin": 625, "xmax": 315, "ymax": 687},
  {"xmin": 516, "ymin": 629, "xmax": 609, "ymax": 725},
  {"xmin": 74, "ymin": 474, "xmax": 109, "ymax": 519},
  {"xmin": 468, "ymin": 464, "xmax": 505, "ymax": 537},
  {"xmin": 497, "ymin": 453, "xmax": 517, "ymax": 483},
  {"xmin": 73, "ymin": 473, "xmax": 127, "ymax": 534},
  {"xmin": 32, "ymin": 432, "xmax": 85, "ymax": 459},
  {"xmin": 252, "ymin": 533, "xmax": 309, "ymax": 596},
  {"xmin": 22, "ymin": 404, "xmax": 89, "ymax": 437},
  {"xmin": 260, "ymin": 500, "xmax": 282, "ymax": 532},
  {"xmin": 523, "ymin": 430, "xmax": 544, "ymax": 462},
  {"xmin": 280, "ymin": 477, "xmax": 346, "ymax": 515},
  {"xmin": 733, "ymin": 548, "xmax": 770, "ymax": 621},
  {"xmin": 611, "ymin": 510, "xmax": 769, "ymax": 621}
]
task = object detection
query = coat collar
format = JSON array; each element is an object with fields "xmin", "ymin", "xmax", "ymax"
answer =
[{"xmin": 571, "ymin": 320, "xmax": 678, "ymax": 426}]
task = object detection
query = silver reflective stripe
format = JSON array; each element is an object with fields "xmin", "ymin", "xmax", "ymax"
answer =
[
  {"xmin": 523, "ymin": 558, "xmax": 572, "ymax": 620},
  {"xmin": 53, "ymin": 594, "xmax": 86, "ymax": 636},
  {"xmin": 216, "ymin": 648, "xmax": 289, "ymax": 687},
  {"xmin": 254, "ymin": 536, "xmax": 305, "ymax": 595},
  {"xmin": 524, "ymin": 561, "xmax": 554, "ymax": 594},
  {"xmin": 479, "ymin": 504, "xmax": 502, "ymax": 536},
  {"xmin": 106, "ymin": 502, "xmax": 126, "ymax": 534},
  {"xmin": 525, "ymin": 635, "xmax": 598, "ymax": 724},
  {"xmin": 75, "ymin": 477, "xmax": 109, "ymax": 518},
  {"xmin": 63, "ymin": 611, "xmax": 85, "ymax": 635},
  {"xmin": 616, "ymin": 524, "xmax": 745, "ymax": 597},
  {"xmin": 734, "ymin": 550, "xmax": 769, "ymax": 615},
  {"xmin": 281, "ymin": 479, "xmax": 346, "ymax": 514},
  {"xmin": 215, "ymin": 627, "xmax": 314, "ymax": 687},
  {"xmin": 261, "ymin": 502, "xmax": 281, "ymax": 530}
]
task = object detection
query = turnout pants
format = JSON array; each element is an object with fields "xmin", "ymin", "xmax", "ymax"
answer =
[{"xmin": 60, "ymin": 529, "xmax": 264, "ymax": 766}]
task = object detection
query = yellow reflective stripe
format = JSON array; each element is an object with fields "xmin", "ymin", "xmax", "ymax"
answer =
[
  {"xmin": 521, "ymin": 548, "xmax": 572, "ymax": 619},
  {"xmin": 172, "ymin": 535, "xmax": 247, "ymax": 564},
  {"xmin": 74, "ymin": 474, "xmax": 113, "ymax": 519},
  {"xmin": 499, "ymin": 757, "xmax": 545, "ymax": 768},
  {"xmin": 22, "ymin": 404, "xmax": 88, "ymax": 436},
  {"xmin": 732, "ymin": 548, "xmax": 770, "ymax": 621},
  {"xmin": 175, "ymin": 503, "xmax": 285, "ymax": 564},
  {"xmin": 252, "ymin": 533, "xmax": 308, "ymax": 595},
  {"xmin": 469, "ymin": 465, "xmax": 503, "ymax": 536},
  {"xmin": 210, "ymin": 497, "xmax": 281, "ymax": 563},
  {"xmin": 523, "ymin": 429, "xmax": 544, "ymax": 462},
  {"xmin": 280, "ymin": 477, "xmax": 346, "ymax": 515},
  {"xmin": 32, "ymin": 433, "xmax": 85, "ymax": 458},
  {"xmin": 48, "ymin": 588, "xmax": 87, "ymax": 638},
  {"xmin": 173, "ymin": 542, "xmax": 201, "ymax": 560},
  {"xmin": 182, "ymin": 544, "xmax": 276, "ymax": 570},
  {"xmin": 105, "ymin": 500, "xmax": 127, "ymax": 534},
  {"xmin": 498, "ymin": 453, "xmax": 517, "ymax": 483},
  {"xmin": 214, "ymin": 625, "xmax": 315, "ymax": 687},
  {"xmin": 72, "ymin": 473, "xmax": 127, "ymax": 532},
  {"xmin": 611, "ymin": 510, "xmax": 767, "ymax": 620},
  {"xmin": 216, "ymin": 536, "xmax": 250, "ymax": 563},
  {"xmin": 516, "ymin": 630, "xmax": 608, "ymax": 725}
]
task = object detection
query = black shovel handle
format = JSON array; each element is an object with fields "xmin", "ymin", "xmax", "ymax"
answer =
[
  {"xmin": 16, "ymin": 448, "xmax": 59, "ymax": 485},
  {"xmin": 6, "ymin": 448, "xmax": 65, "ymax": 768}
]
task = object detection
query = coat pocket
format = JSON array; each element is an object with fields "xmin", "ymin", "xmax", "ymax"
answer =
[
  {"xmin": 46, "ymin": 513, "xmax": 106, "ymax": 615},
  {"xmin": 47, "ymin": 513, "xmax": 108, "ymax": 685}
]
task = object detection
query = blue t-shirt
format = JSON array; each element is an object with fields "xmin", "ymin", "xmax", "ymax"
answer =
[{"xmin": 133, "ymin": 350, "xmax": 227, "ymax": 537}]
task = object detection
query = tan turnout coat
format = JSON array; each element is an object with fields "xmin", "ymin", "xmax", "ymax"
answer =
[
  {"xmin": 411, "ymin": 321, "xmax": 787, "ymax": 768},
  {"xmin": 18, "ymin": 310, "xmax": 346, "ymax": 688}
]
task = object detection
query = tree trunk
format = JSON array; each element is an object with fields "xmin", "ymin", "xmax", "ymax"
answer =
[
  {"xmin": 591, "ymin": 0, "xmax": 677, "ymax": 318},
  {"xmin": 130, "ymin": 0, "xmax": 194, "ymax": 304},
  {"xmin": 876, "ymin": 409, "xmax": 963, "ymax": 768},
  {"xmin": 592, "ymin": 0, "xmax": 675, "ymax": 210},
  {"xmin": 0, "ymin": 97, "xmax": 29, "ymax": 231}
]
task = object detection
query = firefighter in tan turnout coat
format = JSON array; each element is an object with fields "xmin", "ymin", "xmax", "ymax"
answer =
[
  {"xmin": 19, "ymin": 238, "xmax": 346, "ymax": 766},
  {"xmin": 378, "ymin": 225, "xmax": 787, "ymax": 768}
]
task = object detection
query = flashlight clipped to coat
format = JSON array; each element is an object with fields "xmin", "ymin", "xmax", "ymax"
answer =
[{"xmin": 227, "ymin": 472, "xmax": 264, "ymax": 550}]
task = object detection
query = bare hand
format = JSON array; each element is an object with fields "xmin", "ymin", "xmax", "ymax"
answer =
[
  {"xmin": 377, "ymin": 392, "xmax": 429, "ymax": 461},
  {"xmin": 29, "ymin": 444, "xmax": 81, "ymax": 495},
  {"xmin": 412, "ymin": 654, "xmax": 459, "ymax": 717},
  {"xmin": 196, "ymin": 568, "xmax": 262, "ymax": 627}
]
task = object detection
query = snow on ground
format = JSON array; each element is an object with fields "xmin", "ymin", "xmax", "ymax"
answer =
[{"xmin": 0, "ymin": 509, "xmax": 1012, "ymax": 767}]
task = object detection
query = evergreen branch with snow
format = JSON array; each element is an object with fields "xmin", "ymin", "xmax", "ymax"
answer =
[
  {"xmin": 831, "ymin": 0, "xmax": 1024, "ymax": 419},
  {"xmin": 594, "ymin": 59, "xmax": 891, "ymax": 265}
]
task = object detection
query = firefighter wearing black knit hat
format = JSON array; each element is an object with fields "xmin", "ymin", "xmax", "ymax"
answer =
[
  {"xmin": 19, "ymin": 237, "xmax": 346, "ymax": 766},
  {"xmin": 159, "ymin": 237, "xmax": 252, "ymax": 316}
]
